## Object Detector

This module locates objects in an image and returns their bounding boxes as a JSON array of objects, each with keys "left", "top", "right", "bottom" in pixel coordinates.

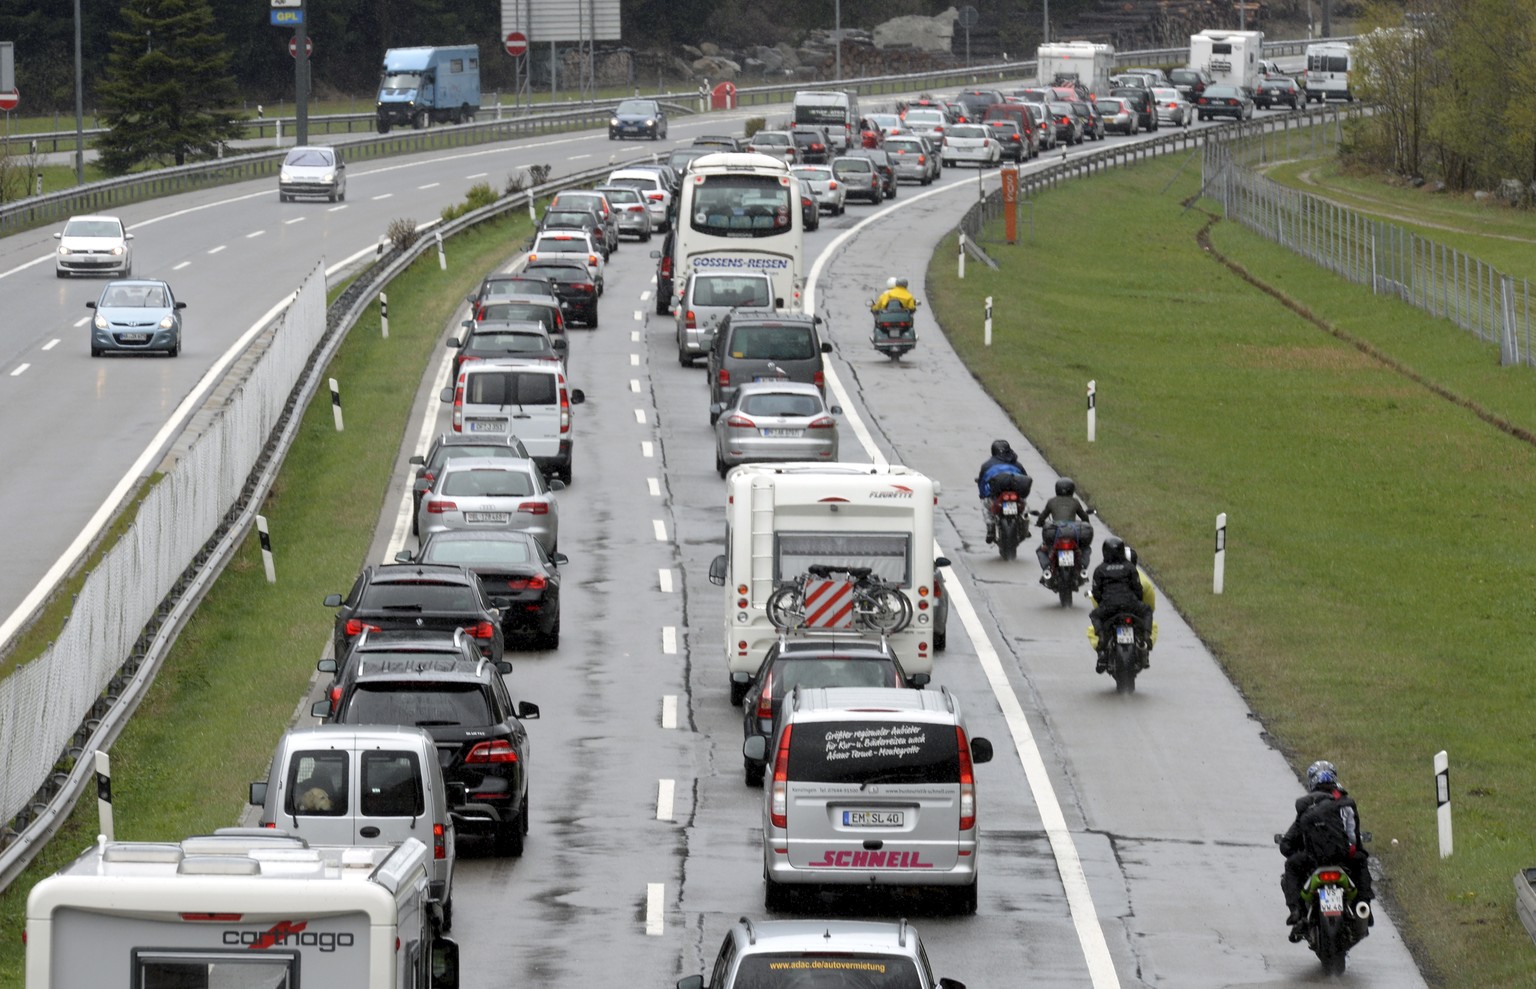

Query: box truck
[
  {"left": 1189, "top": 29, "right": 1265, "bottom": 91},
  {"left": 25, "top": 830, "right": 459, "bottom": 989},
  {"left": 708, "top": 463, "right": 949, "bottom": 704},
  {"left": 1036, "top": 41, "right": 1115, "bottom": 98},
  {"left": 377, "top": 46, "right": 481, "bottom": 133}
]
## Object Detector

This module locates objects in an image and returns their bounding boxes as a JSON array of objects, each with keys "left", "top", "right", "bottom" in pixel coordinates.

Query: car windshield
[
  {"left": 949, "top": 125, "right": 986, "bottom": 139},
  {"left": 739, "top": 392, "right": 822, "bottom": 416},
  {"left": 422, "top": 538, "right": 536, "bottom": 566},
  {"left": 100, "top": 284, "right": 166, "bottom": 307},
  {"left": 731, "top": 954, "right": 922, "bottom": 989},
  {"left": 616, "top": 100, "right": 655, "bottom": 115},
  {"left": 64, "top": 219, "right": 122, "bottom": 238},
  {"left": 346, "top": 683, "right": 492, "bottom": 727},
  {"left": 442, "top": 467, "right": 534, "bottom": 497},
  {"left": 284, "top": 148, "right": 334, "bottom": 167}
]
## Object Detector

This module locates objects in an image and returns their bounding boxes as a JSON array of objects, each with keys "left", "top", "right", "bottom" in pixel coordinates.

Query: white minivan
[
  {"left": 442, "top": 359, "right": 585, "bottom": 484},
  {"left": 673, "top": 270, "right": 776, "bottom": 366}
]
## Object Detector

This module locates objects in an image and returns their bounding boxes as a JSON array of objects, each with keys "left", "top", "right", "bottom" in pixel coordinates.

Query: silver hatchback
[
  {"left": 417, "top": 456, "right": 564, "bottom": 553},
  {"left": 678, "top": 918, "right": 966, "bottom": 989}
]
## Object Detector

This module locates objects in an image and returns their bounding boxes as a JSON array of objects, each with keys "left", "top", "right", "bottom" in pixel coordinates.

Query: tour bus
[
  {"left": 792, "top": 89, "right": 860, "bottom": 152},
  {"left": 708, "top": 463, "right": 947, "bottom": 704},
  {"left": 672, "top": 152, "right": 807, "bottom": 314},
  {"left": 1304, "top": 41, "right": 1354, "bottom": 102}
]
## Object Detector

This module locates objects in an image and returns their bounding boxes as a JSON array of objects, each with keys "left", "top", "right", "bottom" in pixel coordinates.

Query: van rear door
[
  {"left": 784, "top": 719, "right": 961, "bottom": 872},
  {"left": 458, "top": 366, "right": 562, "bottom": 457},
  {"left": 356, "top": 746, "right": 431, "bottom": 847}
]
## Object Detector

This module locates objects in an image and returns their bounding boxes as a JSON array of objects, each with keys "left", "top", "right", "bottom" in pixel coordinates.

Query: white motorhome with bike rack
[
  {"left": 1190, "top": 29, "right": 1265, "bottom": 91},
  {"left": 708, "top": 463, "right": 947, "bottom": 704},
  {"left": 25, "top": 830, "right": 458, "bottom": 989}
]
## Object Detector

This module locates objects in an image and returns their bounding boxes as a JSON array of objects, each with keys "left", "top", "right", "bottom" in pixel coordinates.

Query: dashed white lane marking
[
  {"left": 642, "top": 441, "right": 654, "bottom": 458},
  {"left": 657, "top": 779, "right": 675, "bottom": 821},
  {"left": 661, "top": 695, "right": 678, "bottom": 729},
  {"left": 641, "top": 290, "right": 652, "bottom": 301},
  {"left": 631, "top": 331, "right": 640, "bottom": 342},
  {"left": 466, "top": 172, "right": 487, "bottom": 179},
  {"left": 73, "top": 316, "right": 90, "bottom": 328},
  {"left": 630, "top": 353, "right": 640, "bottom": 366},
  {"left": 207, "top": 245, "right": 226, "bottom": 255},
  {"left": 658, "top": 568, "right": 673, "bottom": 592},
  {"left": 418, "top": 182, "right": 440, "bottom": 190},
  {"left": 630, "top": 379, "right": 641, "bottom": 392},
  {"left": 570, "top": 153, "right": 591, "bottom": 160},
  {"left": 653, "top": 519, "right": 667, "bottom": 541},
  {"left": 647, "top": 477, "right": 661, "bottom": 496},
  {"left": 42, "top": 339, "right": 59, "bottom": 351},
  {"left": 372, "top": 193, "right": 393, "bottom": 200},
  {"left": 172, "top": 261, "right": 191, "bottom": 270},
  {"left": 284, "top": 217, "right": 305, "bottom": 225},
  {"left": 11, "top": 364, "right": 29, "bottom": 376},
  {"left": 633, "top": 310, "right": 644, "bottom": 322},
  {"left": 327, "top": 205, "right": 347, "bottom": 212},
  {"left": 662, "top": 626, "right": 676, "bottom": 654},
  {"left": 246, "top": 230, "right": 265, "bottom": 239},
  {"left": 645, "top": 883, "right": 664, "bottom": 936},
  {"left": 635, "top": 409, "right": 647, "bottom": 424}
]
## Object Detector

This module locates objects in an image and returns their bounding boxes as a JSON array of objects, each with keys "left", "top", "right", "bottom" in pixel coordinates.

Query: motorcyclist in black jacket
[
  {"left": 1279, "top": 760, "right": 1374, "bottom": 928},
  {"left": 975, "top": 440, "right": 1029, "bottom": 544},
  {"left": 1088, "top": 537, "right": 1152, "bottom": 672},
  {"left": 1035, "top": 478, "right": 1093, "bottom": 581}
]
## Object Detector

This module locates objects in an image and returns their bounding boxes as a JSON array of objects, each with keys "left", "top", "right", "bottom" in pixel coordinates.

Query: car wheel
[
  {"left": 167, "top": 338, "right": 180, "bottom": 358},
  {"left": 716, "top": 451, "right": 729, "bottom": 478},
  {"left": 338, "top": 189, "right": 345, "bottom": 201},
  {"left": 541, "top": 617, "right": 560, "bottom": 650},
  {"left": 656, "top": 294, "right": 670, "bottom": 316},
  {"left": 765, "top": 877, "right": 796, "bottom": 912},
  {"left": 679, "top": 348, "right": 693, "bottom": 368},
  {"left": 951, "top": 879, "right": 978, "bottom": 915},
  {"left": 327, "top": 190, "right": 336, "bottom": 203},
  {"left": 442, "top": 896, "right": 454, "bottom": 932},
  {"left": 935, "top": 625, "right": 947, "bottom": 652},
  {"left": 729, "top": 676, "right": 748, "bottom": 707},
  {"left": 745, "top": 759, "right": 764, "bottom": 787},
  {"left": 641, "top": 229, "right": 652, "bottom": 242},
  {"left": 56, "top": 269, "right": 67, "bottom": 279},
  {"left": 279, "top": 193, "right": 289, "bottom": 203},
  {"left": 90, "top": 345, "right": 101, "bottom": 357},
  {"left": 494, "top": 797, "right": 528, "bottom": 856},
  {"left": 558, "top": 466, "right": 572, "bottom": 485}
]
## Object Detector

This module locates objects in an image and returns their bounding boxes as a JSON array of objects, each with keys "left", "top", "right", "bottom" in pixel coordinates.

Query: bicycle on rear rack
[{"left": 765, "top": 564, "right": 913, "bottom": 633}]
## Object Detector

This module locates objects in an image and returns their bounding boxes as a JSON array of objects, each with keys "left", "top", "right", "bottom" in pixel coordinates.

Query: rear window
[
  {"left": 771, "top": 658, "right": 900, "bottom": 693},
  {"left": 834, "top": 159, "right": 873, "bottom": 174},
  {"left": 732, "top": 954, "right": 922, "bottom": 989},
  {"left": 479, "top": 303, "right": 556, "bottom": 330},
  {"left": 729, "top": 325, "right": 818, "bottom": 361},
  {"left": 421, "top": 538, "right": 536, "bottom": 567},
  {"left": 695, "top": 276, "right": 772, "bottom": 308},
  {"left": 360, "top": 749, "right": 425, "bottom": 817},
  {"left": 285, "top": 750, "right": 349, "bottom": 816},
  {"left": 345, "top": 683, "right": 494, "bottom": 728},
  {"left": 787, "top": 721, "right": 960, "bottom": 784},
  {"left": 1096, "top": 100, "right": 1124, "bottom": 113},
  {"left": 525, "top": 266, "right": 588, "bottom": 286},
  {"left": 442, "top": 467, "right": 534, "bottom": 497},
  {"left": 429, "top": 444, "right": 523, "bottom": 468},
  {"left": 776, "top": 531, "right": 911, "bottom": 586},
  {"left": 468, "top": 330, "right": 547, "bottom": 352},
  {"left": 740, "top": 392, "right": 821, "bottom": 416},
  {"left": 463, "top": 369, "right": 557, "bottom": 406},
  {"left": 360, "top": 580, "right": 479, "bottom": 611}
]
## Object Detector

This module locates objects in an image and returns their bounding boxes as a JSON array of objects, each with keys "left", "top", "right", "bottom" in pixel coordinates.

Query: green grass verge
[
  {"left": 927, "top": 152, "right": 1536, "bottom": 986},
  {"left": 0, "top": 203, "right": 535, "bottom": 984}
]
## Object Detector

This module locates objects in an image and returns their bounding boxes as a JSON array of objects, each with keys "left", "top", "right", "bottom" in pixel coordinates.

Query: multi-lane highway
[{"left": 3, "top": 93, "right": 1430, "bottom": 986}]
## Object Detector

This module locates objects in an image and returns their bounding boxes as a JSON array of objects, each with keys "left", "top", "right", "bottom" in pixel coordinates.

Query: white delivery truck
[
  {"left": 708, "top": 463, "right": 949, "bottom": 704},
  {"left": 1036, "top": 41, "right": 1115, "bottom": 98},
  {"left": 1304, "top": 41, "right": 1354, "bottom": 102},
  {"left": 1190, "top": 29, "right": 1265, "bottom": 91},
  {"left": 25, "top": 830, "right": 458, "bottom": 989}
]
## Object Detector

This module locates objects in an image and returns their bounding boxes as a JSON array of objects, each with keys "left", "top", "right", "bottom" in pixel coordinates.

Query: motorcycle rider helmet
[
  {"left": 990, "top": 439, "right": 1012, "bottom": 458},
  {"left": 1306, "top": 760, "right": 1338, "bottom": 790},
  {"left": 1102, "top": 537, "right": 1126, "bottom": 562},
  {"left": 886, "top": 277, "right": 898, "bottom": 289},
  {"left": 1055, "top": 478, "right": 1076, "bottom": 497},
  {"left": 895, "top": 277, "right": 910, "bottom": 288}
]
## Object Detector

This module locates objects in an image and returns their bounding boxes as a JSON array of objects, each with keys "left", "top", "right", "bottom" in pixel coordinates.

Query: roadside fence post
[
  {"left": 329, "top": 378, "right": 344, "bottom": 431},
  {"left": 1436, "top": 750, "right": 1453, "bottom": 858},
  {"left": 1213, "top": 512, "right": 1227, "bottom": 594},
  {"left": 257, "top": 515, "right": 276, "bottom": 583},
  {"left": 1086, "top": 380, "right": 1096, "bottom": 442}
]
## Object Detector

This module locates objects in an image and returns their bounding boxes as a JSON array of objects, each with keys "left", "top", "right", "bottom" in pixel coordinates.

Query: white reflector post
[
  {"left": 958, "top": 231, "right": 966, "bottom": 279},
  {"left": 1213, "top": 512, "right": 1227, "bottom": 595},
  {"left": 257, "top": 514, "right": 276, "bottom": 583},
  {"left": 379, "top": 291, "right": 389, "bottom": 339},
  {"left": 1087, "top": 379, "right": 1097, "bottom": 443},
  {"left": 435, "top": 230, "right": 446, "bottom": 271},
  {"left": 95, "top": 750, "right": 113, "bottom": 843},
  {"left": 984, "top": 295, "right": 993, "bottom": 347},
  {"left": 1435, "top": 750, "right": 1453, "bottom": 858},
  {"left": 329, "top": 377, "right": 344, "bottom": 432}
]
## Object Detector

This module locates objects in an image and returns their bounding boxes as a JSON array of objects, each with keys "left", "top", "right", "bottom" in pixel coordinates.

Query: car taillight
[
  {"left": 469, "top": 620, "right": 496, "bottom": 639},
  {"left": 957, "top": 726, "right": 977, "bottom": 830},
  {"left": 526, "top": 254, "right": 537, "bottom": 263},
  {"left": 827, "top": 180, "right": 837, "bottom": 189},
  {"left": 329, "top": 685, "right": 342, "bottom": 710},
  {"left": 426, "top": 499, "right": 457, "bottom": 514},
  {"left": 433, "top": 822, "right": 446, "bottom": 859},
  {"left": 685, "top": 309, "right": 697, "bottom": 329},
  {"left": 918, "top": 154, "right": 926, "bottom": 164},
  {"left": 459, "top": 356, "right": 480, "bottom": 366},
  {"left": 813, "top": 370, "right": 824, "bottom": 391},
  {"left": 647, "top": 192, "right": 665, "bottom": 201},
  {"left": 718, "top": 368, "right": 730, "bottom": 388},
  {"left": 808, "top": 416, "right": 835, "bottom": 429},
  {"left": 756, "top": 671, "right": 774, "bottom": 719},
  {"left": 451, "top": 385, "right": 464, "bottom": 431},
  {"left": 588, "top": 254, "right": 598, "bottom": 266},
  {"left": 508, "top": 574, "right": 547, "bottom": 591},
  {"left": 343, "top": 619, "right": 380, "bottom": 637},
  {"left": 660, "top": 257, "right": 672, "bottom": 277},
  {"left": 725, "top": 414, "right": 754, "bottom": 429},
  {"left": 1010, "top": 134, "right": 1020, "bottom": 142},
  {"left": 465, "top": 740, "right": 520, "bottom": 764},
  {"left": 560, "top": 383, "right": 571, "bottom": 433},
  {"left": 770, "top": 725, "right": 792, "bottom": 828},
  {"left": 574, "top": 282, "right": 593, "bottom": 292},
  {"left": 517, "top": 501, "right": 549, "bottom": 515}
]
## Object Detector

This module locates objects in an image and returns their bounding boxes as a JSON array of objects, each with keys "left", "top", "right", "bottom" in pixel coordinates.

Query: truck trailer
[
  {"left": 1189, "top": 29, "right": 1265, "bottom": 91},
  {"left": 1036, "top": 41, "right": 1115, "bottom": 99},
  {"left": 376, "top": 46, "right": 481, "bottom": 133},
  {"left": 25, "top": 830, "right": 459, "bottom": 989}
]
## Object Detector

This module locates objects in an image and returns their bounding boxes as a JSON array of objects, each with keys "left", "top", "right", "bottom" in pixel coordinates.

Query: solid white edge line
[
  {"left": 661, "top": 694, "right": 677, "bottom": 730},
  {"left": 662, "top": 626, "right": 677, "bottom": 654},
  {"left": 805, "top": 177, "right": 1120, "bottom": 989},
  {"left": 657, "top": 779, "right": 675, "bottom": 821},
  {"left": 645, "top": 882, "right": 664, "bottom": 935}
]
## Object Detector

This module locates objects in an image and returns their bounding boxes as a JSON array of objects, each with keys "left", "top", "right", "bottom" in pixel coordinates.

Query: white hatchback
[
  {"left": 789, "top": 165, "right": 845, "bottom": 215},
  {"left": 941, "top": 124, "right": 1001, "bottom": 168},
  {"left": 55, "top": 215, "right": 133, "bottom": 278},
  {"left": 605, "top": 169, "right": 674, "bottom": 231}
]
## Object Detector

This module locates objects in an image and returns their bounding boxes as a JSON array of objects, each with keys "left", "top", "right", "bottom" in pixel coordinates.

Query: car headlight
[
  {"left": 159, "top": 315, "right": 175, "bottom": 330},
  {"left": 93, "top": 314, "right": 107, "bottom": 330},
  {"left": 320, "top": 171, "right": 335, "bottom": 182},
  {"left": 610, "top": 117, "right": 619, "bottom": 126},
  {"left": 645, "top": 118, "right": 655, "bottom": 126},
  {"left": 57, "top": 246, "right": 71, "bottom": 256},
  {"left": 279, "top": 170, "right": 292, "bottom": 182},
  {"left": 110, "top": 245, "right": 125, "bottom": 256}
]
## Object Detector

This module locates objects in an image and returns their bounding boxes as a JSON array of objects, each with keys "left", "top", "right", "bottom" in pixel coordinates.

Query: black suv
[
  {"left": 524, "top": 258, "right": 599, "bottom": 328},
  {"left": 1168, "top": 68, "right": 1214, "bottom": 102},
  {"left": 1110, "top": 87, "right": 1160, "bottom": 132},
  {"left": 316, "top": 652, "right": 540, "bottom": 855},
  {"left": 323, "top": 563, "right": 506, "bottom": 666},
  {"left": 315, "top": 627, "right": 482, "bottom": 718},
  {"left": 706, "top": 310, "right": 832, "bottom": 423}
]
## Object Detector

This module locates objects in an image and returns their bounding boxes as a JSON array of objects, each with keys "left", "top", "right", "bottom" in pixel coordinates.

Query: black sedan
[
  {"left": 323, "top": 563, "right": 505, "bottom": 666},
  {"left": 1196, "top": 85, "right": 1255, "bottom": 121},
  {"left": 609, "top": 98, "right": 668, "bottom": 140},
  {"left": 524, "top": 259, "right": 600, "bottom": 328},
  {"left": 735, "top": 637, "right": 924, "bottom": 786},
  {"left": 1254, "top": 74, "right": 1301, "bottom": 110},
  {"left": 401, "top": 530, "right": 566, "bottom": 649},
  {"left": 409, "top": 433, "right": 531, "bottom": 533}
]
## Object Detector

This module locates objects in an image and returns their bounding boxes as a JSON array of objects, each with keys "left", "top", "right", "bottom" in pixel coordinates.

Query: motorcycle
[
  {"left": 1037, "top": 517, "right": 1092, "bottom": 607},
  {"left": 1272, "top": 835, "right": 1373, "bottom": 975},
  {"left": 986, "top": 472, "right": 1032, "bottom": 561},
  {"left": 1099, "top": 611, "right": 1149, "bottom": 693},
  {"left": 868, "top": 300, "right": 918, "bottom": 361}
]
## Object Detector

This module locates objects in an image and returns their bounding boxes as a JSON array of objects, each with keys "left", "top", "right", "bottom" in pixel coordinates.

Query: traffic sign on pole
[
  {"left": 0, "top": 90, "right": 18, "bottom": 112},
  {"left": 288, "top": 35, "right": 313, "bottom": 58},
  {"left": 504, "top": 31, "right": 529, "bottom": 57}
]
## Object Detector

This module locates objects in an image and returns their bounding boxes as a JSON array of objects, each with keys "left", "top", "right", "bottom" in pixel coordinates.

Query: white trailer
[
  {"left": 1036, "top": 41, "right": 1115, "bottom": 98},
  {"left": 1304, "top": 41, "right": 1354, "bottom": 102},
  {"left": 708, "top": 463, "right": 948, "bottom": 704},
  {"left": 26, "top": 830, "right": 458, "bottom": 989},
  {"left": 1190, "top": 29, "right": 1265, "bottom": 91}
]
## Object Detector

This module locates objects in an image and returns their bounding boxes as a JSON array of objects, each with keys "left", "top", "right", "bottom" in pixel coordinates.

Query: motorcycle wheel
[
  {"left": 1057, "top": 583, "right": 1073, "bottom": 608},
  {"left": 765, "top": 586, "right": 803, "bottom": 630},
  {"left": 1113, "top": 647, "right": 1138, "bottom": 693},
  {"left": 996, "top": 521, "right": 1019, "bottom": 561},
  {"left": 1317, "top": 931, "right": 1347, "bottom": 975}
]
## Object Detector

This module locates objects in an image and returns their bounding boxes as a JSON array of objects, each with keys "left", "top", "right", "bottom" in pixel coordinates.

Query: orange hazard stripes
[{"left": 802, "top": 578, "right": 854, "bottom": 628}]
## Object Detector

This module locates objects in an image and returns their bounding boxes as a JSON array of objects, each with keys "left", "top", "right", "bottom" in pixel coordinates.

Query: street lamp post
[
  {"left": 73, "top": 0, "right": 83, "bottom": 183},
  {"left": 834, "top": 0, "right": 841, "bottom": 82}
]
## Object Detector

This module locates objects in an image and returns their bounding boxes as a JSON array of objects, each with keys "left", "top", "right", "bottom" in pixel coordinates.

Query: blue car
[
  {"left": 609, "top": 98, "right": 668, "bottom": 140},
  {"left": 87, "top": 279, "right": 185, "bottom": 357}
]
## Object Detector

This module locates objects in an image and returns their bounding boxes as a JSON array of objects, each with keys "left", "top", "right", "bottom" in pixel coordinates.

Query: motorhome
[
  {"left": 1036, "top": 41, "right": 1115, "bottom": 99},
  {"left": 25, "top": 831, "right": 458, "bottom": 989},
  {"left": 708, "top": 463, "right": 947, "bottom": 704},
  {"left": 1304, "top": 41, "right": 1354, "bottom": 102},
  {"left": 1189, "top": 29, "right": 1265, "bottom": 91}
]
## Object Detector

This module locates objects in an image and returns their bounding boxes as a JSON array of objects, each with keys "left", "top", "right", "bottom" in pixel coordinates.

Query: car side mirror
[
  {"left": 409, "top": 454, "right": 425, "bottom": 465},
  {"left": 649, "top": 250, "right": 661, "bottom": 259},
  {"left": 85, "top": 301, "right": 96, "bottom": 309},
  {"left": 461, "top": 319, "right": 474, "bottom": 329},
  {"left": 830, "top": 405, "right": 842, "bottom": 415},
  {"left": 774, "top": 297, "right": 784, "bottom": 308},
  {"left": 742, "top": 735, "right": 768, "bottom": 762},
  {"left": 708, "top": 554, "right": 727, "bottom": 586},
  {"left": 394, "top": 550, "right": 414, "bottom": 563},
  {"left": 552, "top": 338, "right": 568, "bottom": 352},
  {"left": 938, "top": 979, "right": 966, "bottom": 989},
  {"left": 432, "top": 937, "right": 460, "bottom": 989},
  {"left": 730, "top": 671, "right": 752, "bottom": 686},
  {"left": 447, "top": 337, "right": 462, "bottom": 348},
  {"left": 248, "top": 781, "right": 268, "bottom": 806},
  {"left": 445, "top": 782, "right": 468, "bottom": 805},
  {"left": 517, "top": 701, "right": 541, "bottom": 719},
  {"left": 316, "top": 658, "right": 337, "bottom": 673},
  {"left": 550, "top": 552, "right": 568, "bottom": 566},
  {"left": 820, "top": 341, "right": 832, "bottom": 353},
  {"left": 709, "top": 403, "right": 724, "bottom": 417},
  {"left": 569, "top": 389, "right": 585, "bottom": 405},
  {"left": 53, "top": 232, "right": 61, "bottom": 240},
  {"left": 494, "top": 660, "right": 514, "bottom": 675},
  {"left": 310, "top": 700, "right": 331, "bottom": 719},
  {"left": 969, "top": 737, "right": 994, "bottom": 764},
  {"left": 548, "top": 478, "right": 566, "bottom": 491},
  {"left": 175, "top": 301, "right": 187, "bottom": 310},
  {"left": 440, "top": 387, "right": 453, "bottom": 403},
  {"left": 125, "top": 233, "right": 135, "bottom": 240},
  {"left": 322, "top": 593, "right": 343, "bottom": 607},
  {"left": 465, "top": 294, "right": 476, "bottom": 305},
  {"left": 909, "top": 672, "right": 931, "bottom": 689}
]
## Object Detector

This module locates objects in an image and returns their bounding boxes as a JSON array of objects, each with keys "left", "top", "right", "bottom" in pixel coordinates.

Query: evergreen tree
[{"left": 94, "top": 0, "right": 243, "bottom": 174}]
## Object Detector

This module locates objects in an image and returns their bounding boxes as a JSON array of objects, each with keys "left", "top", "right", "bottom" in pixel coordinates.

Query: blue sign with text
[{"left": 271, "top": 9, "right": 303, "bottom": 25}]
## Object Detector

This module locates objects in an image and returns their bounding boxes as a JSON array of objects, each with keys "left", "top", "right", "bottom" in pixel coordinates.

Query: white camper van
[
  {"left": 1036, "top": 41, "right": 1115, "bottom": 98},
  {"left": 1190, "top": 29, "right": 1265, "bottom": 91},
  {"left": 1304, "top": 41, "right": 1354, "bottom": 102},
  {"left": 708, "top": 463, "right": 949, "bottom": 704},
  {"left": 25, "top": 831, "right": 458, "bottom": 989}
]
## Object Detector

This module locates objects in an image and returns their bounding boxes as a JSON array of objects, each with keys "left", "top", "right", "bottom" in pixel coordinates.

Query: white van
[
  {"left": 743, "top": 686, "right": 994, "bottom": 914},
  {"left": 248, "top": 725, "right": 460, "bottom": 928},
  {"left": 441, "top": 360, "right": 585, "bottom": 483},
  {"left": 1304, "top": 41, "right": 1353, "bottom": 102}
]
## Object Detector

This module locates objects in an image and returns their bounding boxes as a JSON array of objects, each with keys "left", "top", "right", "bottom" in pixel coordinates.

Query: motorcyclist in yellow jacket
[{"left": 871, "top": 277, "right": 917, "bottom": 312}]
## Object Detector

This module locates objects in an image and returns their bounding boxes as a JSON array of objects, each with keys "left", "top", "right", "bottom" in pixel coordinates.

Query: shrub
[
  {"left": 386, "top": 218, "right": 419, "bottom": 251},
  {"left": 464, "top": 181, "right": 498, "bottom": 210},
  {"left": 505, "top": 171, "right": 529, "bottom": 196},
  {"left": 529, "top": 163, "right": 552, "bottom": 185},
  {"left": 744, "top": 117, "right": 767, "bottom": 139}
]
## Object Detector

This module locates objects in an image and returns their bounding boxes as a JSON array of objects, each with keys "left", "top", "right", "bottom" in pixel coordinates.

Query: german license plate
[
  {"left": 118, "top": 333, "right": 149, "bottom": 343},
  {"left": 1319, "top": 886, "right": 1345, "bottom": 915},
  {"left": 1057, "top": 550, "right": 1075, "bottom": 567},
  {"left": 843, "top": 810, "right": 903, "bottom": 827},
  {"left": 754, "top": 376, "right": 784, "bottom": 383},
  {"left": 762, "top": 428, "right": 801, "bottom": 438},
  {"left": 1001, "top": 502, "right": 1019, "bottom": 515},
  {"left": 468, "top": 420, "right": 505, "bottom": 432},
  {"left": 465, "top": 512, "right": 509, "bottom": 524},
  {"left": 1116, "top": 625, "right": 1135, "bottom": 645}
]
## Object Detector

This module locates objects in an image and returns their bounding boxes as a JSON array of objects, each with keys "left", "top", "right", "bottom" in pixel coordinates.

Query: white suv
[{"left": 678, "top": 918, "right": 966, "bottom": 989}]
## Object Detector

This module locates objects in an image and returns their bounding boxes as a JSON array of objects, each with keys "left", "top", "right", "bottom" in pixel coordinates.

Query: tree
[{"left": 93, "top": 0, "right": 244, "bottom": 174}]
